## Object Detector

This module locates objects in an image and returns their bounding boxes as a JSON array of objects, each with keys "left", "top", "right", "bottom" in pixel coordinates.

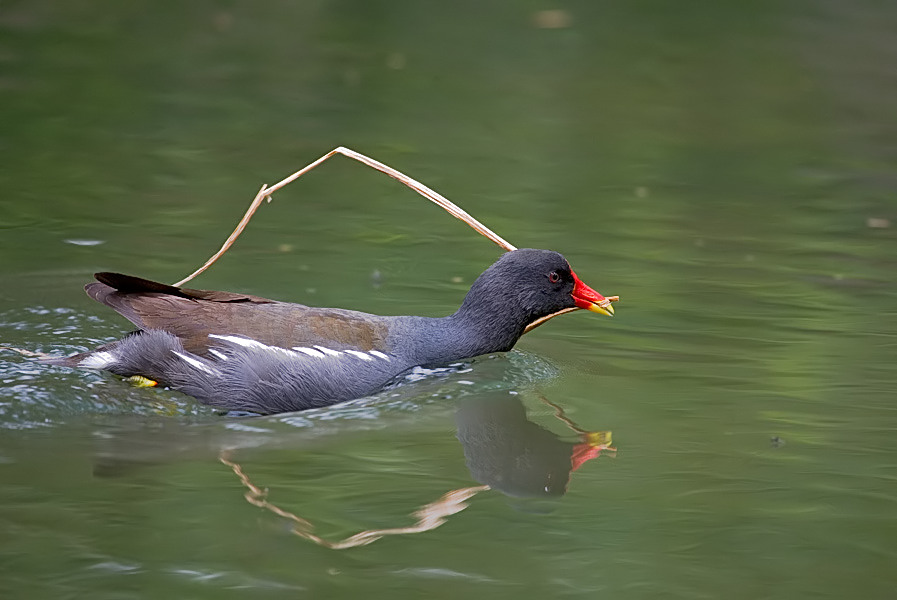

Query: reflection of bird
[
  {"left": 48, "top": 249, "right": 615, "bottom": 414},
  {"left": 455, "top": 392, "right": 614, "bottom": 498}
]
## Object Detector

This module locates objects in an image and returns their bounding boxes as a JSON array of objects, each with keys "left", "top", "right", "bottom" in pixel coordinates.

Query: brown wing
[{"left": 86, "top": 273, "right": 391, "bottom": 356}]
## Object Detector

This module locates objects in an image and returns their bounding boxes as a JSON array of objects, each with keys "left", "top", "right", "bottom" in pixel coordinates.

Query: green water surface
[{"left": 1, "top": 1, "right": 896, "bottom": 598}]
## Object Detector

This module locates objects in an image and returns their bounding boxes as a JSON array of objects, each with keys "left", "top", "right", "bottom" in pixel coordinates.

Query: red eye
[{"left": 548, "top": 271, "right": 560, "bottom": 283}]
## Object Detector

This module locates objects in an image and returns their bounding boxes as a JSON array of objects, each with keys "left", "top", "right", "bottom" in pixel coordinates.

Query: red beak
[{"left": 571, "top": 271, "right": 614, "bottom": 317}]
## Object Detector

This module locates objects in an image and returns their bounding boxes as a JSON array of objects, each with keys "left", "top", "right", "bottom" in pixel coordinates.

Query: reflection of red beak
[
  {"left": 571, "top": 271, "right": 614, "bottom": 317},
  {"left": 570, "top": 442, "right": 602, "bottom": 472}
]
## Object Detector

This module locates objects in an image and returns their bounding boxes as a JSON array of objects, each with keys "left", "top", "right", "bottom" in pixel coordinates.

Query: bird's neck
[{"left": 394, "top": 301, "right": 528, "bottom": 366}]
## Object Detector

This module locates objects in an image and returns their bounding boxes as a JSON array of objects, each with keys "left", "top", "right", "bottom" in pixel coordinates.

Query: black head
[{"left": 455, "top": 249, "right": 612, "bottom": 350}]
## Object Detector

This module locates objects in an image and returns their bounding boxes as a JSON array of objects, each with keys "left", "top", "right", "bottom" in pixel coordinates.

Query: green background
[{"left": 1, "top": 1, "right": 895, "bottom": 598}]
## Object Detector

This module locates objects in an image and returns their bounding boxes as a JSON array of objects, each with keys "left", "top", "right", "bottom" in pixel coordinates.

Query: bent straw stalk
[
  {"left": 172, "top": 146, "right": 618, "bottom": 315},
  {"left": 174, "top": 147, "right": 517, "bottom": 287}
]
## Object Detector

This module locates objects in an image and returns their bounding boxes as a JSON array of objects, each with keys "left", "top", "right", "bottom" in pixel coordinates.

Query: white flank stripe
[
  {"left": 209, "top": 334, "right": 299, "bottom": 357},
  {"left": 208, "top": 349, "right": 228, "bottom": 361},
  {"left": 173, "top": 351, "right": 217, "bottom": 375},
  {"left": 293, "top": 347, "right": 326, "bottom": 358},
  {"left": 345, "top": 349, "right": 374, "bottom": 362},
  {"left": 313, "top": 345, "right": 343, "bottom": 357},
  {"left": 208, "top": 334, "right": 268, "bottom": 349},
  {"left": 80, "top": 351, "right": 115, "bottom": 369},
  {"left": 369, "top": 350, "right": 390, "bottom": 361}
]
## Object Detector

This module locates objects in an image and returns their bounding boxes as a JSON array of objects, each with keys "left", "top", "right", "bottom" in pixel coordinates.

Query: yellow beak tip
[{"left": 587, "top": 303, "right": 614, "bottom": 317}]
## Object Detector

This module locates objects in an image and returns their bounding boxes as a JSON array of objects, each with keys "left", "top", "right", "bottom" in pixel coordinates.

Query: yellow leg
[{"left": 125, "top": 375, "right": 158, "bottom": 388}]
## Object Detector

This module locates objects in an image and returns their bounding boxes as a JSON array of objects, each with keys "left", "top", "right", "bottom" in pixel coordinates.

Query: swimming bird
[{"left": 49, "top": 249, "right": 615, "bottom": 414}]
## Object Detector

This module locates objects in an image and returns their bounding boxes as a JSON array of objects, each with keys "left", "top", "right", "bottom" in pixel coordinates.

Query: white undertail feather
[{"left": 80, "top": 351, "right": 115, "bottom": 369}]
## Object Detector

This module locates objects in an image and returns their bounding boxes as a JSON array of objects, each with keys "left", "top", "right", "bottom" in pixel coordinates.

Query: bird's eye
[{"left": 548, "top": 271, "right": 560, "bottom": 284}]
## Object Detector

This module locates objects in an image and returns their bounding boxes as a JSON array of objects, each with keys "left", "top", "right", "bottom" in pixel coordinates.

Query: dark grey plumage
[
  {"left": 95, "top": 330, "right": 402, "bottom": 413},
  {"left": 49, "top": 249, "right": 600, "bottom": 414}
]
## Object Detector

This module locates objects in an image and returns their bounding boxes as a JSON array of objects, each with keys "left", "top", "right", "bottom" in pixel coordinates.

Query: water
[{"left": 2, "top": 1, "right": 896, "bottom": 598}]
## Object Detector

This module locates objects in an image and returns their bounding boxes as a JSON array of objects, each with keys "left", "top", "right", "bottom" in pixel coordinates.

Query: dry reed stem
[
  {"left": 521, "top": 292, "right": 620, "bottom": 334},
  {"left": 175, "top": 147, "right": 517, "bottom": 287},
  {"left": 522, "top": 307, "right": 579, "bottom": 334}
]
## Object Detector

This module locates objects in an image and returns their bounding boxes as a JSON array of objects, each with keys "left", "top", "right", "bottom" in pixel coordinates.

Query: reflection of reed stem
[
  {"left": 219, "top": 450, "right": 489, "bottom": 550},
  {"left": 175, "top": 147, "right": 517, "bottom": 287},
  {"left": 0, "top": 346, "right": 51, "bottom": 359},
  {"left": 539, "top": 395, "right": 617, "bottom": 453},
  {"left": 539, "top": 395, "right": 588, "bottom": 436}
]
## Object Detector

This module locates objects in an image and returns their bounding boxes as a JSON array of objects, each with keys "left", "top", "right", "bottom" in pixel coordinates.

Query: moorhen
[{"left": 50, "top": 249, "right": 615, "bottom": 414}]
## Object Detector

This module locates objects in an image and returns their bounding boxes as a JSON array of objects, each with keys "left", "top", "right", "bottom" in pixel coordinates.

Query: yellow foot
[{"left": 125, "top": 375, "right": 158, "bottom": 388}]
